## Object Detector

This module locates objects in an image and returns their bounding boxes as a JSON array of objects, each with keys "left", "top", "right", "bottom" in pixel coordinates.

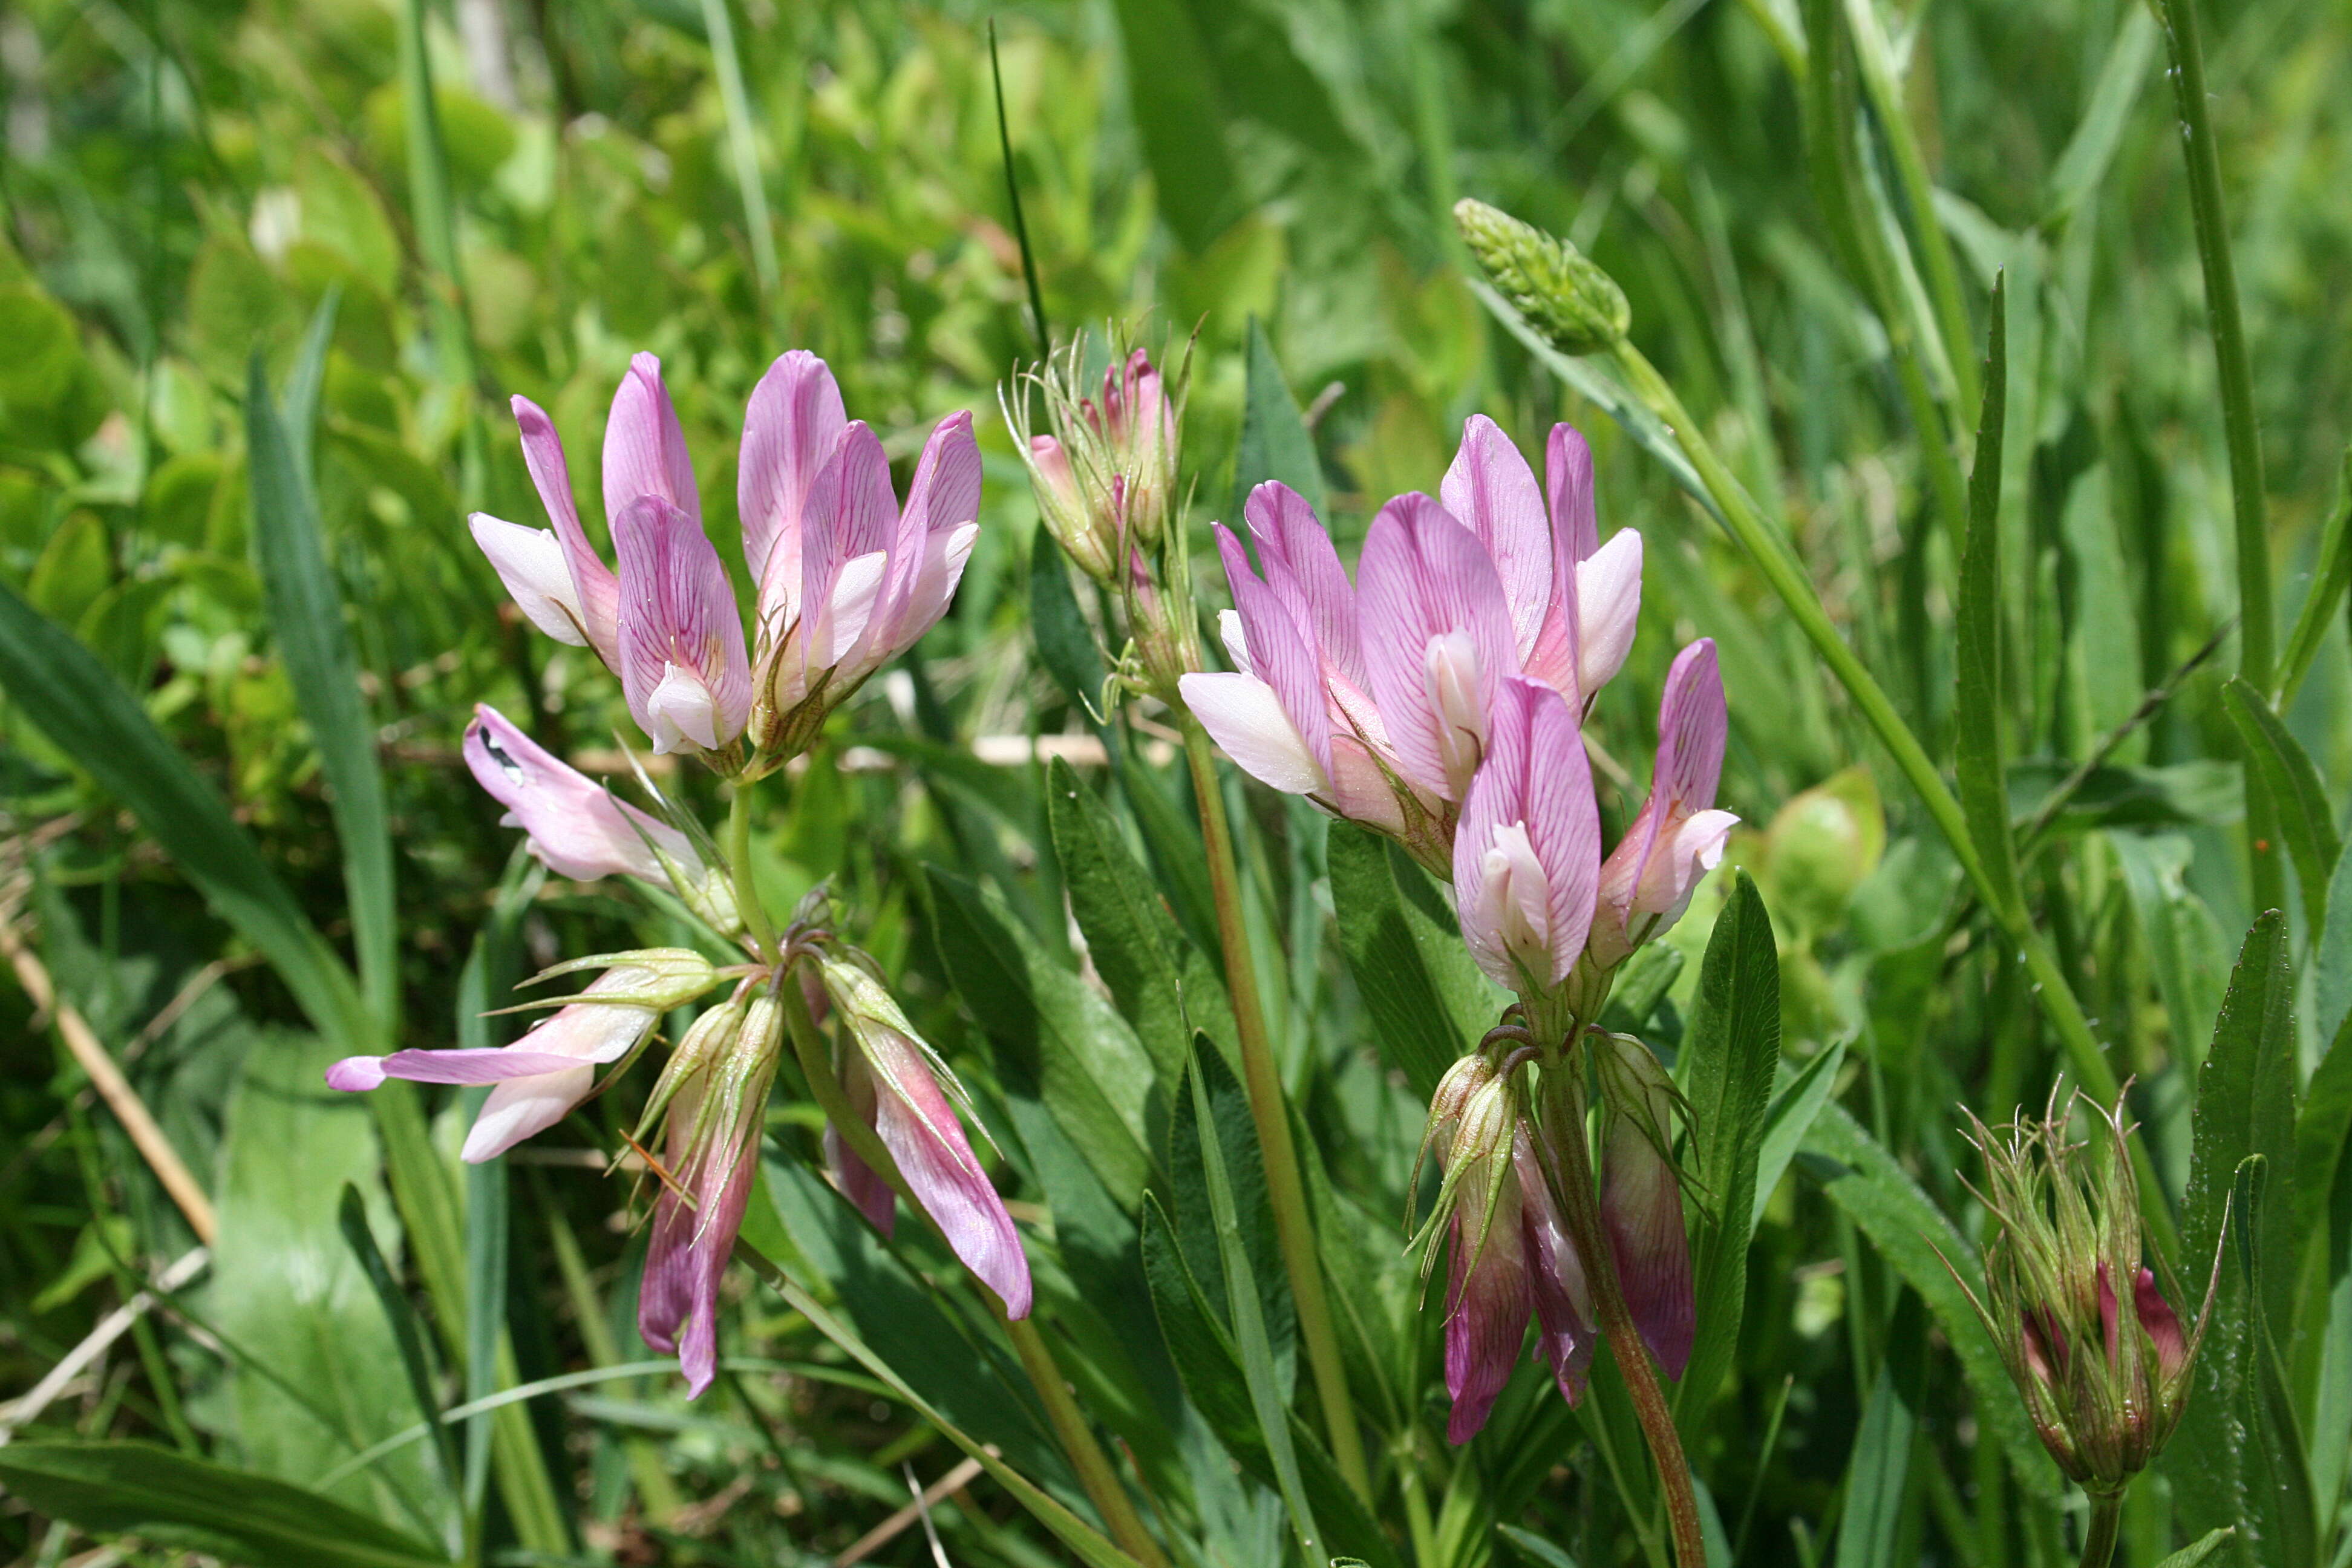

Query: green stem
[
  {"left": 2148, "top": 0, "right": 2281, "bottom": 917},
  {"left": 1610, "top": 338, "right": 2182, "bottom": 1263},
  {"left": 1180, "top": 719, "right": 1374, "bottom": 1504},
  {"left": 726, "top": 778, "right": 779, "bottom": 964},
  {"left": 779, "top": 986, "right": 1169, "bottom": 1568},
  {"left": 2076, "top": 1489, "right": 2123, "bottom": 1568},
  {"left": 1541, "top": 1067, "right": 1706, "bottom": 1568}
]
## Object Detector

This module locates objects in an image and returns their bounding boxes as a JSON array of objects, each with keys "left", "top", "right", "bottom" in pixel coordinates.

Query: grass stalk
[
  {"left": 1180, "top": 717, "right": 1374, "bottom": 1505},
  {"left": 699, "top": 0, "right": 781, "bottom": 302}
]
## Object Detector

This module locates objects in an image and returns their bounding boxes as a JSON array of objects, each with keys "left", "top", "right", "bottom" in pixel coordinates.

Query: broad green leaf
[
  {"left": 1030, "top": 521, "right": 1107, "bottom": 728},
  {"left": 1752, "top": 1042, "right": 1846, "bottom": 1233},
  {"left": 1231, "top": 316, "right": 1324, "bottom": 516},
  {"left": 1801, "top": 1103, "right": 2061, "bottom": 1497},
  {"left": 2228, "top": 1159, "right": 2318, "bottom": 1568},
  {"left": 249, "top": 328, "right": 397, "bottom": 1028},
  {"left": 1676, "top": 874, "right": 1781, "bottom": 1420},
  {"left": 1955, "top": 272, "right": 2020, "bottom": 921},
  {"left": 924, "top": 867, "right": 1156, "bottom": 1207},
  {"left": 335, "top": 1184, "right": 459, "bottom": 1530},
  {"left": 212, "top": 1033, "right": 439, "bottom": 1529},
  {"left": 0, "top": 577, "right": 365, "bottom": 1045},
  {"left": 2168, "top": 912, "right": 2302, "bottom": 1566},
  {"left": 1327, "top": 823, "right": 1503, "bottom": 1099},
  {"left": 1120, "top": 749, "right": 1223, "bottom": 965},
  {"left": 1045, "top": 754, "right": 1238, "bottom": 1085},
  {"left": 1834, "top": 1359, "right": 1915, "bottom": 1568},
  {"left": 1106, "top": 0, "right": 1238, "bottom": 252},
  {"left": 0, "top": 1442, "right": 451, "bottom": 1568},
  {"left": 2221, "top": 678, "right": 2339, "bottom": 934},
  {"left": 2156, "top": 1529, "right": 2238, "bottom": 1568},
  {"left": 1169, "top": 1039, "right": 1296, "bottom": 1397}
]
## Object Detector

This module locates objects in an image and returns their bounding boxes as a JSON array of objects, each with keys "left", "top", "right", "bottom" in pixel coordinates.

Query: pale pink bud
[
  {"left": 1595, "top": 1033, "right": 1694, "bottom": 1379},
  {"left": 1589, "top": 639, "right": 1736, "bottom": 968},
  {"left": 462, "top": 703, "right": 696, "bottom": 884}
]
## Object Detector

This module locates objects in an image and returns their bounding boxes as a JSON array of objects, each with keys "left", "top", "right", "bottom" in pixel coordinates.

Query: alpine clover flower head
[
  {"left": 1454, "top": 198, "right": 1631, "bottom": 356},
  {"left": 1958, "top": 1088, "right": 2219, "bottom": 1494},
  {"left": 1183, "top": 416, "right": 1644, "bottom": 875},
  {"left": 468, "top": 348, "right": 981, "bottom": 773}
]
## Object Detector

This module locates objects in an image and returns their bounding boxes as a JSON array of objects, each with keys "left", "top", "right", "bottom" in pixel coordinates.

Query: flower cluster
[
  {"left": 1958, "top": 1090, "right": 2217, "bottom": 1494},
  {"left": 1181, "top": 415, "right": 1733, "bottom": 1442},
  {"left": 325, "top": 353, "right": 1025, "bottom": 1394}
]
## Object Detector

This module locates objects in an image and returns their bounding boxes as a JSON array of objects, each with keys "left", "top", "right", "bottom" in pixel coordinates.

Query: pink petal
[
  {"left": 826, "top": 1049, "right": 897, "bottom": 1234},
  {"left": 463, "top": 1065, "right": 596, "bottom": 1162},
  {"left": 1328, "top": 736, "right": 1408, "bottom": 835},
  {"left": 1546, "top": 423, "right": 1599, "bottom": 565},
  {"left": 1454, "top": 676, "right": 1601, "bottom": 990},
  {"left": 603, "top": 352, "right": 700, "bottom": 525},
  {"left": 1591, "top": 641, "right": 1731, "bottom": 966},
  {"left": 1515, "top": 1125, "right": 1596, "bottom": 1406},
  {"left": 1178, "top": 672, "right": 1328, "bottom": 796},
  {"left": 675, "top": 1134, "right": 759, "bottom": 1396},
  {"left": 1244, "top": 482, "right": 1364, "bottom": 691},
  {"left": 1217, "top": 523, "right": 1333, "bottom": 782},
  {"left": 512, "top": 397, "right": 621, "bottom": 664},
  {"left": 463, "top": 704, "right": 694, "bottom": 881},
  {"left": 861, "top": 413, "right": 981, "bottom": 664},
  {"left": 1573, "top": 530, "right": 1643, "bottom": 700},
  {"left": 1601, "top": 1086, "right": 1693, "bottom": 1379},
  {"left": 1443, "top": 1171, "right": 1532, "bottom": 1444},
  {"left": 2134, "top": 1267, "right": 2188, "bottom": 1382},
  {"left": 612, "top": 497, "right": 752, "bottom": 754},
  {"left": 1655, "top": 639, "right": 1728, "bottom": 810},
  {"left": 739, "top": 350, "right": 847, "bottom": 590},
  {"left": 469, "top": 515, "right": 590, "bottom": 647},
  {"left": 862, "top": 1026, "right": 1031, "bottom": 1318},
  {"left": 1358, "top": 493, "right": 1520, "bottom": 802},
  {"left": 1441, "top": 416, "right": 1553, "bottom": 657},
  {"left": 883, "top": 522, "right": 979, "bottom": 658},
  {"left": 325, "top": 1056, "right": 388, "bottom": 1091},
  {"left": 639, "top": 1073, "right": 705, "bottom": 1359},
  {"left": 334, "top": 1047, "right": 602, "bottom": 1088}
]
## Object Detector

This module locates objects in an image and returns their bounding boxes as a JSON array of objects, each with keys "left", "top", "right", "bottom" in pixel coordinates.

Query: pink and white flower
[
  {"left": 1589, "top": 639, "right": 1737, "bottom": 968},
  {"left": 1452, "top": 675, "right": 1602, "bottom": 996}
]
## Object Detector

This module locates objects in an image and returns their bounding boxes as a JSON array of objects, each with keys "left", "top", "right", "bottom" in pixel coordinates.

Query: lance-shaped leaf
[{"left": 2221, "top": 677, "right": 2340, "bottom": 935}]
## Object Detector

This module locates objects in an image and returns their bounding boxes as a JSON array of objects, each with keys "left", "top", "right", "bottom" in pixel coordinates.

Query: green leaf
[
  {"left": 1496, "top": 1524, "right": 1581, "bottom": 1567},
  {"left": 1800, "top": 1103, "right": 2062, "bottom": 1497},
  {"left": 249, "top": 332, "right": 397, "bottom": 1027},
  {"left": 1231, "top": 316, "right": 1324, "bottom": 516},
  {"left": 2276, "top": 448, "right": 2352, "bottom": 705},
  {"left": 1676, "top": 874, "right": 1782, "bottom": 1420},
  {"left": 2155, "top": 1529, "right": 2238, "bottom": 1568},
  {"left": 2221, "top": 678, "right": 2339, "bottom": 934},
  {"left": 0, "top": 1442, "right": 452, "bottom": 1568},
  {"left": 2316, "top": 842, "right": 2352, "bottom": 1050},
  {"left": 1045, "top": 754, "right": 1238, "bottom": 1086},
  {"left": 335, "top": 1184, "right": 459, "bottom": 1524},
  {"left": 1327, "top": 824, "right": 1504, "bottom": 1099},
  {"left": 0, "top": 577, "right": 365, "bottom": 1045},
  {"left": 2169, "top": 912, "right": 2303, "bottom": 1566},
  {"left": 2042, "top": 8, "right": 2161, "bottom": 226},
  {"left": 1168, "top": 1036, "right": 1295, "bottom": 1396},
  {"left": 1833, "top": 1359, "right": 1915, "bottom": 1568},
  {"left": 1106, "top": 0, "right": 1238, "bottom": 252},
  {"left": 1955, "top": 272, "right": 2020, "bottom": 922},
  {"left": 1030, "top": 521, "right": 1107, "bottom": 729},
  {"left": 2111, "top": 832, "right": 2232, "bottom": 1070},
  {"left": 924, "top": 867, "right": 1157, "bottom": 1207},
  {"left": 2227, "top": 1159, "right": 2318, "bottom": 1568},
  {"left": 1751, "top": 1042, "right": 1845, "bottom": 1233}
]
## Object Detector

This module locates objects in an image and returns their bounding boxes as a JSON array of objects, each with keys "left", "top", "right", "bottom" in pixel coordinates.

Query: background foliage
[{"left": 2, "top": 0, "right": 2350, "bottom": 1562}]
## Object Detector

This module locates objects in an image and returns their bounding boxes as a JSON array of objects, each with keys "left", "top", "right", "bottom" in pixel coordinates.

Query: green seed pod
[{"left": 1454, "top": 198, "right": 1631, "bottom": 354}]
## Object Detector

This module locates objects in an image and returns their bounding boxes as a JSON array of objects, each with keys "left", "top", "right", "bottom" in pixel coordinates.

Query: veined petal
[
  {"left": 858, "top": 413, "right": 981, "bottom": 667},
  {"left": 880, "top": 521, "right": 978, "bottom": 661},
  {"left": 1442, "top": 416, "right": 1552, "bottom": 657},
  {"left": 603, "top": 352, "right": 700, "bottom": 523},
  {"left": 613, "top": 496, "right": 752, "bottom": 754},
  {"left": 826, "top": 1049, "right": 897, "bottom": 1233},
  {"left": 1443, "top": 1165, "right": 1532, "bottom": 1444},
  {"left": 861, "top": 1025, "right": 1031, "bottom": 1318},
  {"left": 1599, "top": 1041, "right": 1694, "bottom": 1379},
  {"left": 1359, "top": 494, "right": 1520, "bottom": 803},
  {"left": 1592, "top": 641, "right": 1731, "bottom": 965},
  {"left": 1217, "top": 522, "right": 1332, "bottom": 782},
  {"left": 1515, "top": 1124, "right": 1597, "bottom": 1406},
  {"left": 1655, "top": 639, "right": 1728, "bottom": 809},
  {"left": 512, "top": 396, "right": 621, "bottom": 664},
  {"left": 802, "top": 422, "right": 900, "bottom": 613},
  {"left": 814, "top": 549, "right": 889, "bottom": 673},
  {"left": 1573, "top": 529, "right": 1643, "bottom": 700},
  {"left": 1546, "top": 422, "right": 1599, "bottom": 565},
  {"left": 1454, "top": 676, "right": 1601, "bottom": 991},
  {"left": 462, "top": 704, "right": 696, "bottom": 882},
  {"left": 1218, "top": 609, "right": 1253, "bottom": 675},
  {"left": 1245, "top": 482, "right": 1364, "bottom": 690},
  {"left": 1179, "top": 672, "right": 1330, "bottom": 797},
  {"left": 468, "top": 514, "right": 589, "bottom": 646},
  {"left": 740, "top": 350, "right": 847, "bottom": 590},
  {"left": 326, "top": 1047, "right": 596, "bottom": 1091},
  {"left": 638, "top": 1071, "right": 705, "bottom": 1361},
  {"left": 1328, "top": 735, "right": 1408, "bottom": 834}
]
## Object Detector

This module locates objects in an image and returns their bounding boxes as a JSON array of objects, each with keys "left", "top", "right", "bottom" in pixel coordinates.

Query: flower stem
[
  {"left": 2147, "top": 0, "right": 2284, "bottom": 920},
  {"left": 1609, "top": 339, "right": 2181, "bottom": 1264},
  {"left": 725, "top": 777, "right": 779, "bottom": 964},
  {"left": 2077, "top": 1490, "right": 2124, "bottom": 1568},
  {"left": 777, "top": 984, "right": 1169, "bottom": 1568},
  {"left": 1540, "top": 1063, "right": 1706, "bottom": 1568},
  {"left": 1180, "top": 717, "right": 1374, "bottom": 1504}
]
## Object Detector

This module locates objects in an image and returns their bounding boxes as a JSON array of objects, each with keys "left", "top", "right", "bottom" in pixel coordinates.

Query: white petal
[
  {"left": 887, "top": 520, "right": 979, "bottom": 655},
  {"left": 1178, "top": 671, "right": 1329, "bottom": 795},
  {"left": 1218, "top": 609, "right": 1254, "bottom": 675},
  {"left": 470, "top": 514, "right": 589, "bottom": 646},
  {"left": 1575, "top": 531, "right": 1643, "bottom": 698},
  {"left": 463, "top": 1066, "right": 594, "bottom": 1162},
  {"left": 645, "top": 662, "right": 721, "bottom": 754},
  {"left": 816, "top": 549, "right": 890, "bottom": 669}
]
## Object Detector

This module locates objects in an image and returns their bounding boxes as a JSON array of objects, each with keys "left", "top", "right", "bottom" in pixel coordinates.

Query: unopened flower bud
[
  {"left": 523, "top": 947, "right": 723, "bottom": 1011},
  {"left": 1454, "top": 198, "right": 1630, "bottom": 355}
]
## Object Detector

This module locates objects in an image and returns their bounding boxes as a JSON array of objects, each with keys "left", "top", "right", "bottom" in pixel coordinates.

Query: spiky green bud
[{"left": 1454, "top": 198, "right": 1630, "bottom": 354}]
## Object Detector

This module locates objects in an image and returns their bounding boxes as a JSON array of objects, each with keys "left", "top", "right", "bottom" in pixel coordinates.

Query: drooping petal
[
  {"left": 1572, "top": 529, "right": 1643, "bottom": 700},
  {"left": 1515, "top": 1124, "right": 1597, "bottom": 1406},
  {"left": 469, "top": 515, "right": 590, "bottom": 646},
  {"left": 511, "top": 396, "right": 621, "bottom": 664},
  {"left": 462, "top": 704, "right": 696, "bottom": 882},
  {"left": 826, "top": 1048, "right": 897, "bottom": 1233},
  {"left": 612, "top": 497, "right": 752, "bottom": 754},
  {"left": 1217, "top": 523, "right": 1333, "bottom": 782},
  {"left": 1244, "top": 482, "right": 1364, "bottom": 691},
  {"left": 1178, "top": 672, "right": 1329, "bottom": 796},
  {"left": 325, "top": 1047, "right": 598, "bottom": 1091},
  {"left": 1441, "top": 416, "right": 1552, "bottom": 656},
  {"left": 675, "top": 1131, "right": 759, "bottom": 1396},
  {"left": 1598, "top": 1041, "right": 1694, "bottom": 1379},
  {"left": 740, "top": 350, "right": 848, "bottom": 592},
  {"left": 603, "top": 352, "right": 700, "bottom": 524},
  {"left": 639, "top": 1072, "right": 705, "bottom": 1361},
  {"left": 1591, "top": 640, "right": 1734, "bottom": 966},
  {"left": 1443, "top": 1166, "right": 1532, "bottom": 1444},
  {"left": 861, "top": 1024, "right": 1031, "bottom": 1318},
  {"left": 1359, "top": 493, "right": 1520, "bottom": 802},
  {"left": 1453, "top": 676, "right": 1601, "bottom": 991}
]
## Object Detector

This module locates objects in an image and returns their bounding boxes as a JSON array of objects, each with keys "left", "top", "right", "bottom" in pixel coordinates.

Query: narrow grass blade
[
  {"left": 2276, "top": 447, "right": 2352, "bottom": 705},
  {"left": 2221, "top": 677, "right": 2340, "bottom": 933},
  {"left": 1955, "top": 273, "right": 2021, "bottom": 920},
  {"left": 336, "top": 1184, "right": 461, "bottom": 1543},
  {"left": 698, "top": 0, "right": 779, "bottom": 299},
  {"left": 989, "top": 20, "right": 1050, "bottom": 358}
]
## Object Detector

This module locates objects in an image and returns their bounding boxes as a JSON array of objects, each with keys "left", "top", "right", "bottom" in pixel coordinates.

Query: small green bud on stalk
[{"left": 1454, "top": 198, "right": 1630, "bottom": 355}]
